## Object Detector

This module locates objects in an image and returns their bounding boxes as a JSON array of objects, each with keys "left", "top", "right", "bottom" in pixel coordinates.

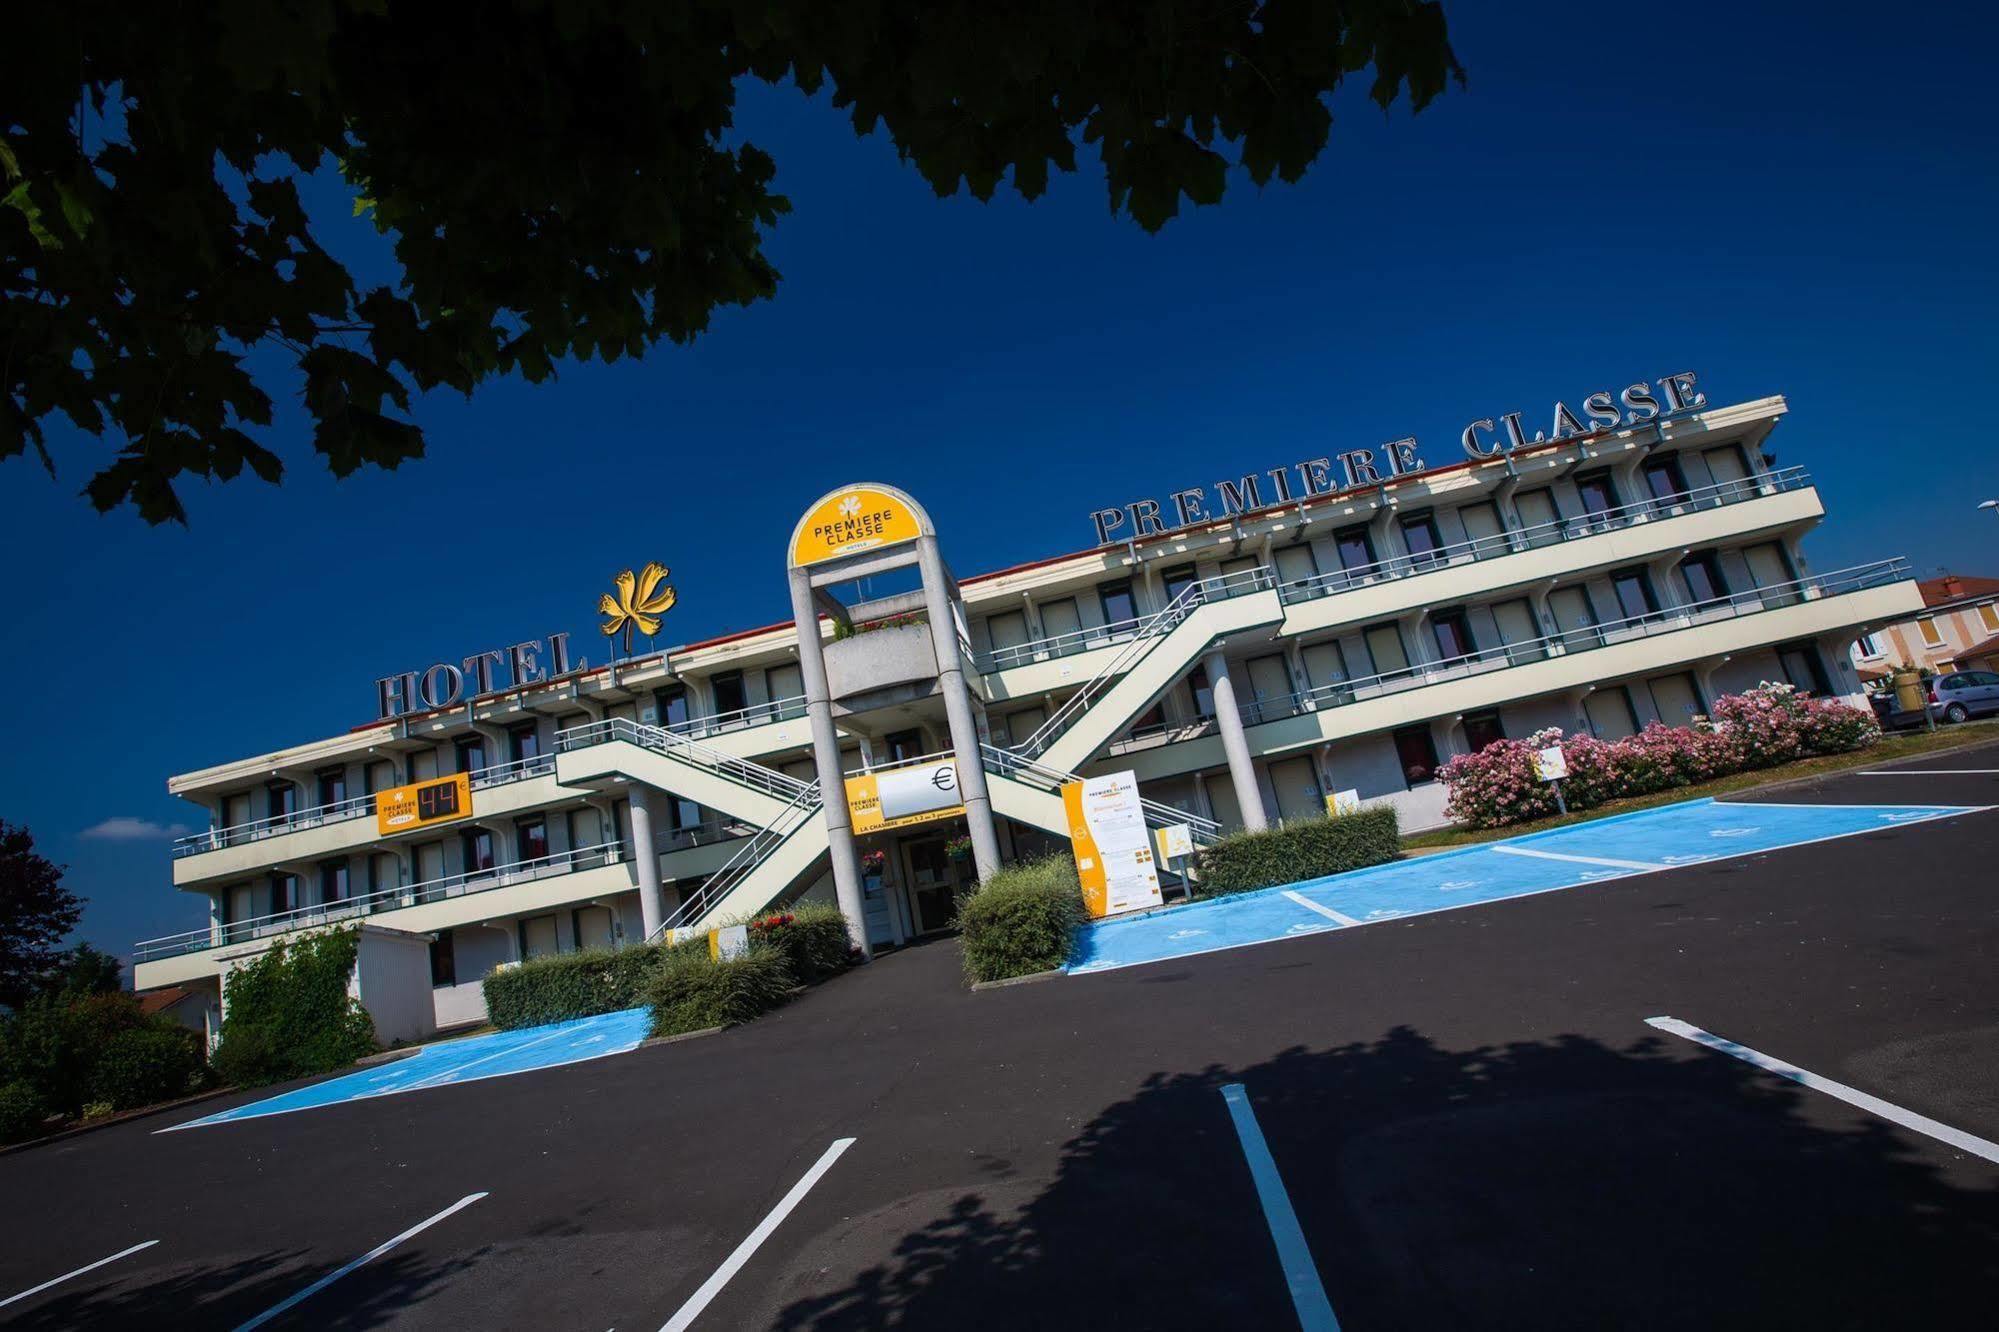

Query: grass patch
[{"left": 1402, "top": 722, "right": 1999, "bottom": 851}]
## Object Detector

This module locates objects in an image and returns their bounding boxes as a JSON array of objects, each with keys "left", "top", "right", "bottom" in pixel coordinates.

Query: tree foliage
[
  {"left": 0, "top": 821, "right": 81, "bottom": 1008},
  {"left": 3, "top": 1, "right": 1461, "bottom": 522}
]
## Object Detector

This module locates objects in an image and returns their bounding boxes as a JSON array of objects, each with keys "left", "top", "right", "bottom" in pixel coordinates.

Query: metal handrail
[
  {"left": 1017, "top": 565, "right": 1278, "bottom": 759},
  {"left": 979, "top": 743, "right": 1223, "bottom": 844},
  {"left": 651, "top": 782, "right": 824, "bottom": 940},
  {"left": 172, "top": 748, "right": 567, "bottom": 858},
  {"left": 134, "top": 841, "right": 631, "bottom": 962},
  {"left": 556, "top": 717, "right": 815, "bottom": 802},
  {"left": 668, "top": 695, "right": 809, "bottom": 738},
  {"left": 1249, "top": 557, "right": 1911, "bottom": 726},
  {"left": 1280, "top": 468, "right": 1811, "bottom": 605},
  {"left": 985, "top": 615, "right": 1147, "bottom": 671}
]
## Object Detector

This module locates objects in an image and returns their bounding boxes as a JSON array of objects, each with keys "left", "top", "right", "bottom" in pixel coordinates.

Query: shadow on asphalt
[
  {"left": 5, "top": 1243, "right": 491, "bottom": 1330},
  {"left": 775, "top": 1027, "right": 1999, "bottom": 1330}
]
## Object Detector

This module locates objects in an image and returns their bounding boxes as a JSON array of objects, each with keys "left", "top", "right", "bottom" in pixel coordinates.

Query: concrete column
[
  {"left": 790, "top": 569, "right": 872, "bottom": 960},
  {"left": 919, "top": 536, "right": 1003, "bottom": 882},
  {"left": 628, "top": 785, "right": 666, "bottom": 940},
  {"left": 1204, "top": 649, "right": 1268, "bottom": 832}
]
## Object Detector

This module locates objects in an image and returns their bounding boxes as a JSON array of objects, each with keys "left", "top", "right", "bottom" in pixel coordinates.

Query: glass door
[{"left": 904, "top": 833, "right": 974, "bottom": 935}]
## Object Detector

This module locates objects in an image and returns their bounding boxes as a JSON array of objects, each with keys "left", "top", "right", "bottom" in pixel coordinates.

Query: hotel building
[{"left": 132, "top": 388, "right": 1922, "bottom": 1039}]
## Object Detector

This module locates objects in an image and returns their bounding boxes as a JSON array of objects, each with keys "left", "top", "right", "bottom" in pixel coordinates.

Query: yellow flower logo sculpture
[{"left": 599, "top": 562, "right": 677, "bottom": 656}]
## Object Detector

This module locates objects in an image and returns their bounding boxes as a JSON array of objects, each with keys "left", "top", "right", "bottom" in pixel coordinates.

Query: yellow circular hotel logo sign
[{"left": 788, "top": 484, "right": 929, "bottom": 568}]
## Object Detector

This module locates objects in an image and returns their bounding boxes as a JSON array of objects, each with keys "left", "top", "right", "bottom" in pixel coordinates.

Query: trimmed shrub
[
  {"left": 956, "top": 856, "right": 1085, "bottom": 983},
  {"left": 1, "top": 992, "right": 150, "bottom": 1117},
  {"left": 211, "top": 928, "right": 376, "bottom": 1086},
  {"left": 1196, "top": 807, "right": 1401, "bottom": 896},
  {"left": 747, "top": 901, "right": 853, "bottom": 983},
  {"left": 0, "top": 1080, "right": 46, "bottom": 1145},
  {"left": 482, "top": 943, "right": 666, "bottom": 1031},
  {"left": 90, "top": 1026, "right": 207, "bottom": 1112},
  {"left": 643, "top": 944, "right": 795, "bottom": 1037}
]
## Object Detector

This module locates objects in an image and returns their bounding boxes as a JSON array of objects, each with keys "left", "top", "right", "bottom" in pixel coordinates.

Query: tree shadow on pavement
[
  {"left": 7, "top": 1242, "right": 490, "bottom": 1329},
  {"left": 775, "top": 1026, "right": 1999, "bottom": 1330}
]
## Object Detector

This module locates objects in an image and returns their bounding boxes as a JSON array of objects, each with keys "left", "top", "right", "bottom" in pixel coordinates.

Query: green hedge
[
  {"left": 1, "top": 991, "right": 207, "bottom": 1120},
  {"left": 643, "top": 944, "right": 795, "bottom": 1037},
  {"left": 0, "top": 1080, "right": 47, "bottom": 1145},
  {"left": 482, "top": 943, "right": 667, "bottom": 1031},
  {"left": 90, "top": 1026, "right": 206, "bottom": 1112},
  {"left": 211, "top": 928, "right": 376, "bottom": 1086},
  {"left": 745, "top": 900, "right": 853, "bottom": 983},
  {"left": 956, "top": 856, "right": 1085, "bottom": 983},
  {"left": 1196, "top": 807, "right": 1401, "bottom": 896}
]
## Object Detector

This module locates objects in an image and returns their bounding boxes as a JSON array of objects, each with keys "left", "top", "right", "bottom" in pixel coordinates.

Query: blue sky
[{"left": 4, "top": 2, "right": 1996, "bottom": 957}]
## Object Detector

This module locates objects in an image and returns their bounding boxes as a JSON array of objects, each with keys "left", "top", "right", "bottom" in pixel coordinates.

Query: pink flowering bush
[{"left": 1438, "top": 683, "right": 1880, "bottom": 829}]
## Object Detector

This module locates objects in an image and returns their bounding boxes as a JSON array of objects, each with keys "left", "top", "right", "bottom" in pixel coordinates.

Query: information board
[{"left": 1062, "top": 770, "right": 1163, "bottom": 918}]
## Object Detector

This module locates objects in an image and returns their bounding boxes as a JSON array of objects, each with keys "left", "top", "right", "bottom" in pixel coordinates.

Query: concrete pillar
[
  {"left": 919, "top": 536, "right": 1003, "bottom": 882},
  {"left": 790, "top": 570, "right": 872, "bottom": 961},
  {"left": 628, "top": 785, "right": 666, "bottom": 940},
  {"left": 1204, "top": 649, "right": 1268, "bottom": 832}
]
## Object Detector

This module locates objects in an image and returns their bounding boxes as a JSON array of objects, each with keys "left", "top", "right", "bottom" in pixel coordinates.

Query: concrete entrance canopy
[{"left": 786, "top": 484, "right": 1002, "bottom": 959}]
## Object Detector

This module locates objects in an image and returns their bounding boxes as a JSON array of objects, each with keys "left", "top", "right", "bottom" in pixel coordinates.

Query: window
[
  {"left": 1918, "top": 616, "right": 1945, "bottom": 648},
  {"left": 1186, "top": 665, "right": 1215, "bottom": 718},
  {"left": 710, "top": 671, "right": 747, "bottom": 716},
  {"left": 1430, "top": 609, "right": 1475, "bottom": 661},
  {"left": 764, "top": 664, "right": 804, "bottom": 711},
  {"left": 1678, "top": 551, "right": 1729, "bottom": 604},
  {"left": 1981, "top": 603, "right": 1999, "bottom": 634},
  {"left": 319, "top": 860, "right": 349, "bottom": 903},
  {"left": 883, "top": 729, "right": 925, "bottom": 764},
  {"left": 270, "top": 872, "right": 297, "bottom": 914},
  {"left": 454, "top": 734, "right": 488, "bottom": 776},
  {"left": 1611, "top": 567, "right": 1659, "bottom": 621},
  {"left": 461, "top": 828, "right": 496, "bottom": 874},
  {"left": 1161, "top": 564, "right": 1198, "bottom": 604},
  {"left": 316, "top": 767, "right": 347, "bottom": 809},
  {"left": 1777, "top": 643, "right": 1830, "bottom": 695},
  {"left": 1457, "top": 500, "right": 1504, "bottom": 550},
  {"left": 1393, "top": 725, "right": 1441, "bottom": 787},
  {"left": 669, "top": 791, "right": 704, "bottom": 834},
  {"left": 1574, "top": 470, "right": 1619, "bottom": 518},
  {"left": 508, "top": 722, "right": 541, "bottom": 763},
  {"left": 984, "top": 610, "right": 1030, "bottom": 652},
  {"left": 1584, "top": 688, "right": 1640, "bottom": 740},
  {"left": 266, "top": 781, "right": 297, "bottom": 821},
  {"left": 1334, "top": 525, "right": 1377, "bottom": 573},
  {"left": 1363, "top": 623, "right": 1410, "bottom": 677},
  {"left": 1301, "top": 640, "right": 1348, "bottom": 688},
  {"left": 1398, "top": 511, "right": 1444, "bottom": 565},
  {"left": 1098, "top": 581, "right": 1137, "bottom": 628},
  {"left": 1037, "top": 597, "right": 1082, "bottom": 641},
  {"left": 1854, "top": 633, "right": 1882, "bottom": 658},
  {"left": 654, "top": 685, "right": 690, "bottom": 729},
  {"left": 515, "top": 816, "right": 548, "bottom": 862},
  {"left": 1642, "top": 455, "right": 1689, "bottom": 504},
  {"left": 1273, "top": 544, "right": 1319, "bottom": 590},
  {"left": 1131, "top": 702, "right": 1166, "bottom": 734},
  {"left": 1513, "top": 487, "right": 1562, "bottom": 543},
  {"left": 430, "top": 933, "right": 457, "bottom": 987},
  {"left": 1463, "top": 710, "right": 1506, "bottom": 754}
]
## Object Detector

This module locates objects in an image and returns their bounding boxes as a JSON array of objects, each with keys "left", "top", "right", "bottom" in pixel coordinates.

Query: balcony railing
[
  {"left": 985, "top": 615, "right": 1147, "bottom": 671},
  {"left": 1279, "top": 467, "right": 1811, "bottom": 606},
  {"left": 1244, "top": 558, "right": 1908, "bottom": 727},
  {"left": 171, "top": 751, "right": 560, "bottom": 859},
  {"left": 667, "top": 695, "right": 809, "bottom": 739},
  {"left": 134, "top": 841, "right": 630, "bottom": 963}
]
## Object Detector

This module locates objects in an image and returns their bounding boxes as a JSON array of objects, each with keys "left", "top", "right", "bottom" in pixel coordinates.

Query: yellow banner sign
[
  {"left": 1063, "top": 771, "right": 1161, "bottom": 919},
  {"left": 790, "top": 486, "right": 925, "bottom": 568},
  {"left": 375, "top": 773, "right": 473, "bottom": 836},
  {"left": 846, "top": 759, "right": 964, "bottom": 835}
]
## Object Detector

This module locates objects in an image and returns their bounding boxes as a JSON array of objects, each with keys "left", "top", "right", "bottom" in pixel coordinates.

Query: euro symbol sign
[{"left": 931, "top": 766, "right": 957, "bottom": 793}]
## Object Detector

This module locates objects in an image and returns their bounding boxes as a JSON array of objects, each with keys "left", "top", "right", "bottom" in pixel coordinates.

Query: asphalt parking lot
[{"left": 4, "top": 739, "right": 1996, "bottom": 1330}]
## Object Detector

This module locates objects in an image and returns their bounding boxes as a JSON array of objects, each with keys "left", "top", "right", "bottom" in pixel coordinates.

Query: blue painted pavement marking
[
  {"left": 1069, "top": 798, "right": 1987, "bottom": 974},
  {"left": 1219, "top": 1083, "right": 1341, "bottom": 1331},
  {"left": 164, "top": 1007, "right": 654, "bottom": 1131}
]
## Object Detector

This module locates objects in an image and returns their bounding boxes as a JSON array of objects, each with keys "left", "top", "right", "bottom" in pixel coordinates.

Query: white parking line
[
  {"left": 231, "top": 1193, "right": 488, "bottom": 1331},
  {"left": 403, "top": 1027, "right": 575, "bottom": 1091},
  {"left": 1647, "top": 1018, "right": 1999, "bottom": 1167},
  {"left": 0, "top": 1240, "right": 158, "bottom": 1310},
  {"left": 1490, "top": 844, "right": 1662, "bottom": 871},
  {"left": 659, "top": 1138, "right": 856, "bottom": 1332},
  {"left": 1283, "top": 891, "right": 1362, "bottom": 927},
  {"left": 1219, "top": 1084, "right": 1340, "bottom": 1331}
]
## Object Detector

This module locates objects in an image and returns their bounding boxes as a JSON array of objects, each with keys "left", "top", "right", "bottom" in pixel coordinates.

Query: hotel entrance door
[{"left": 903, "top": 833, "right": 976, "bottom": 934}]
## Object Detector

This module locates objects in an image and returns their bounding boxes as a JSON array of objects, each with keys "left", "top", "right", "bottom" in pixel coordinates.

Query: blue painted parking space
[
  {"left": 1069, "top": 798, "right": 1990, "bottom": 975},
  {"left": 165, "top": 1007, "right": 654, "bottom": 1131}
]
